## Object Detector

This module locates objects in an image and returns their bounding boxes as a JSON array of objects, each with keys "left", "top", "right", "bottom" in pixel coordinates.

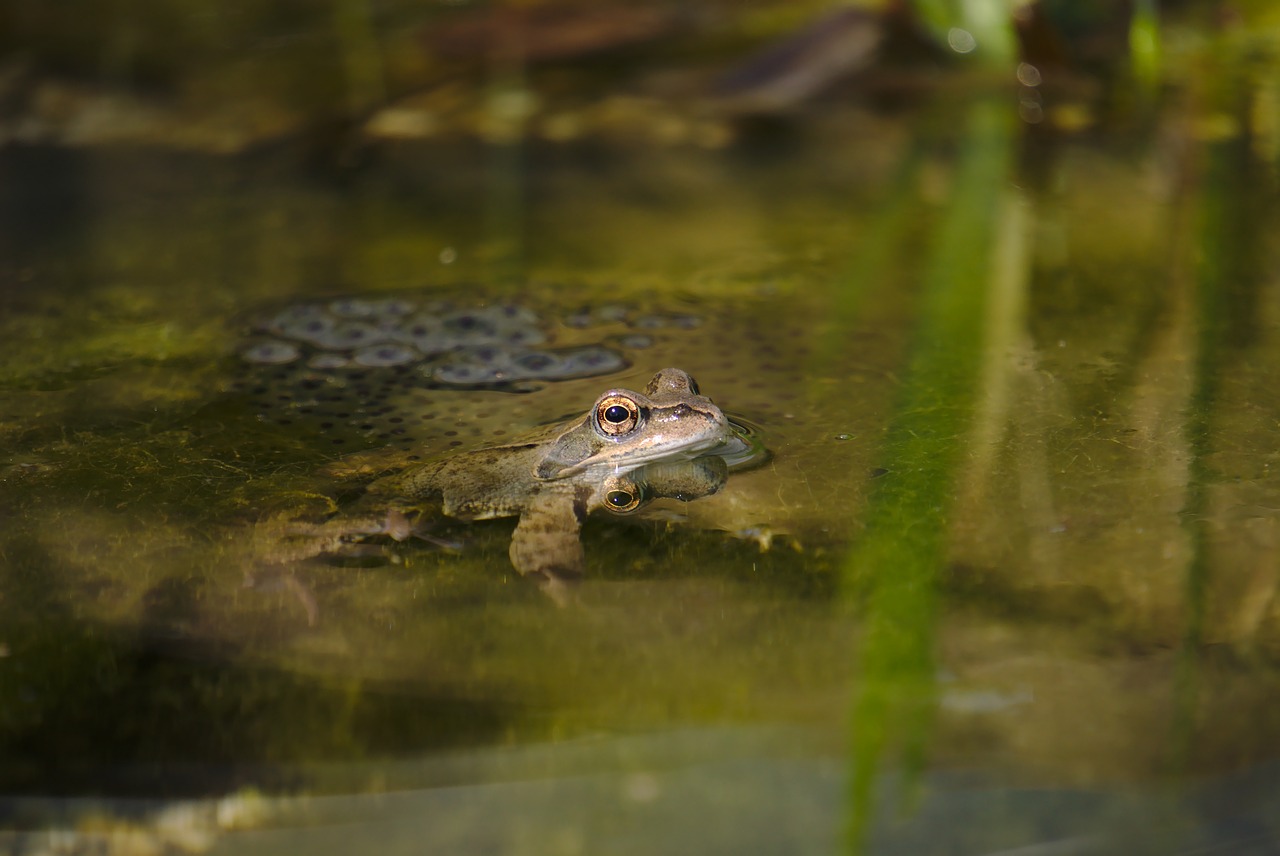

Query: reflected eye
[
  {"left": 594, "top": 394, "right": 642, "bottom": 436},
  {"left": 601, "top": 473, "right": 645, "bottom": 513},
  {"left": 604, "top": 487, "right": 641, "bottom": 512}
]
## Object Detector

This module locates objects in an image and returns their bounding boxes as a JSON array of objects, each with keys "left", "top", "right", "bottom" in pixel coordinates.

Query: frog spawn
[
  {"left": 242, "top": 299, "right": 631, "bottom": 384},
  {"left": 234, "top": 296, "right": 706, "bottom": 451}
]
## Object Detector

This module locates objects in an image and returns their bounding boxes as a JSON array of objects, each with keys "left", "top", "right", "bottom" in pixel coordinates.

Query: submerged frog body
[{"left": 262, "top": 368, "right": 735, "bottom": 600}]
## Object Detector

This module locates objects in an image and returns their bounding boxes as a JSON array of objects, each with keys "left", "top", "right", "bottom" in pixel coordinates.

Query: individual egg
[
  {"left": 481, "top": 303, "right": 539, "bottom": 326},
  {"left": 442, "top": 310, "right": 499, "bottom": 337},
  {"left": 328, "top": 298, "right": 378, "bottom": 318},
  {"left": 369, "top": 298, "right": 417, "bottom": 318},
  {"left": 511, "top": 350, "right": 562, "bottom": 375},
  {"left": 392, "top": 315, "right": 448, "bottom": 349},
  {"left": 501, "top": 326, "right": 547, "bottom": 346},
  {"left": 271, "top": 310, "right": 336, "bottom": 343},
  {"left": 554, "top": 346, "right": 626, "bottom": 377},
  {"left": 240, "top": 339, "right": 302, "bottom": 365},
  {"left": 669, "top": 313, "right": 703, "bottom": 329},
  {"left": 311, "top": 322, "right": 386, "bottom": 350},
  {"left": 432, "top": 362, "right": 504, "bottom": 385},
  {"left": 353, "top": 343, "right": 423, "bottom": 367}
]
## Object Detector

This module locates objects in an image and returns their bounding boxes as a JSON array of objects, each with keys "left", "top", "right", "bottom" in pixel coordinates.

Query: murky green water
[{"left": 4, "top": 3, "right": 1280, "bottom": 854}]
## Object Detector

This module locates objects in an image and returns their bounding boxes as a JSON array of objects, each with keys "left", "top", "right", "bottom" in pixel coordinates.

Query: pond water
[{"left": 3, "top": 4, "right": 1280, "bottom": 854}]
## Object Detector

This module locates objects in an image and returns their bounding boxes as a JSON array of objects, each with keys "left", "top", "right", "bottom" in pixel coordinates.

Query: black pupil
[
  {"left": 604, "top": 404, "right": 630, "bottom": 423},
  {"left": 607, "top": 490, "right": 633, "bottom": 507}
]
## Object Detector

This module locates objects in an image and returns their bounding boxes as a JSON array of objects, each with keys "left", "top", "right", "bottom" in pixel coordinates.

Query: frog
[{"left": 258, "top": 367, "right": 736, "bottom": 601}]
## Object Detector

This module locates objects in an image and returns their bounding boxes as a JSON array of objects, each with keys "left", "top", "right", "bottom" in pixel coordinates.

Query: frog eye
[
  {"left": 604, "top": 487, "right": 642, "bottom": 512},
  {"left": 594, "top": 394, "right": 642, "bottom": 436}
]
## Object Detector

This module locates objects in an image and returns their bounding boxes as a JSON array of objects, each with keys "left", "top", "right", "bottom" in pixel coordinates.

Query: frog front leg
[{"left": 509, "top": 493, "right": 585, "bottom": 605}]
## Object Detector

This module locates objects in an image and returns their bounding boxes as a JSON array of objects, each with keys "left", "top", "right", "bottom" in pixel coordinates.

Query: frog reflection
[{"left": 261, "top": 368, "right": 736, "bottom": 600}]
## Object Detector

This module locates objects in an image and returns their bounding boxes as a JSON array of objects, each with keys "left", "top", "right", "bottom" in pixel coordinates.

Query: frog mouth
[
  {"left": 594, "top": 431, "right": 736, "bottom": 477},
  {"left": 597, "top": 416, "right": 768, "bottom": 477}
]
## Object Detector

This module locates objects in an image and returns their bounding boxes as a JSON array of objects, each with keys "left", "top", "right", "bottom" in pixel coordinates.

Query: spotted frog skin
[{"left": 262, "top": 368, "right": 732, "bottom": 600}]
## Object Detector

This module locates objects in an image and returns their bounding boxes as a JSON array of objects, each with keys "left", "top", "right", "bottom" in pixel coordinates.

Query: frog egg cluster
[
  {"left": 562, "top": 305, "right": 702, "bottom": 331},
  {"left": 428, "top": 344, "right": 627, "bottom": 385},
  {"left": 240, "top": 297, "right": 706, "bottom": 387},
  {"left": 234, "top": 296, "right": 713, "bottom": 451},
  {"left": 241, "top": 298, "right": 621, "bottom": 386}
]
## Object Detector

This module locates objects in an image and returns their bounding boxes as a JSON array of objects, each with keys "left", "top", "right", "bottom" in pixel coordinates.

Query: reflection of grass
[
  {"left": 1173, "top": 96, "right": 1263, "bottom": 765},
  {"left": 840, "top": 98, "right": 1014, "bottom": 851}
]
